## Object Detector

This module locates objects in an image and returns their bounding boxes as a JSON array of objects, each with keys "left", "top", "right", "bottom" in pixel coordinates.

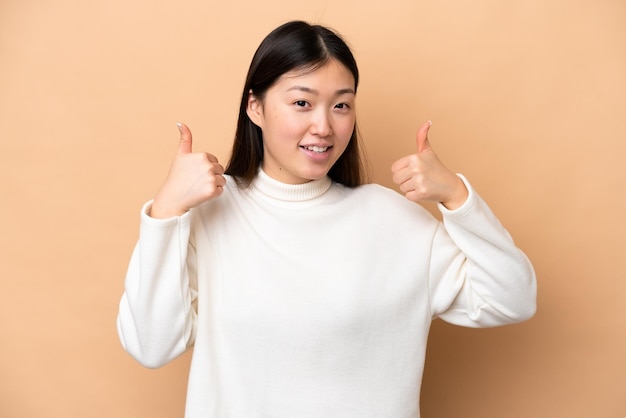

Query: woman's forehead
[{"left": 277, "top": 60, "right": 356, "bottom": 89}]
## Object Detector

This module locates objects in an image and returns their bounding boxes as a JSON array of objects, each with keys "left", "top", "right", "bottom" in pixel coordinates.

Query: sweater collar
[{"left": 252, "top": 168, "right": 332, "bottom": 202}]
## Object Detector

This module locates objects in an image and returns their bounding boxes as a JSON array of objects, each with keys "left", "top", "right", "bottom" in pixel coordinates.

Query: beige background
[{"left": 1, "top": 0, "right": 625, "bottom": 417}]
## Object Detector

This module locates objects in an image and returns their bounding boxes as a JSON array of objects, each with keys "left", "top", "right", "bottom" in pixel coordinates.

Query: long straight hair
[{"left": 225, "top": 20, "right": 367, "bottom": 187}]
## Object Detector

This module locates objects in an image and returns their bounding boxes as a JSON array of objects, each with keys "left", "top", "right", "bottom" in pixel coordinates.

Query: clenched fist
[
  {"left": 391, "top": 121, "right": 468, "bottom": 210},
  {"left": 150, "top": 123, "right": 226, "bottom": 219}
]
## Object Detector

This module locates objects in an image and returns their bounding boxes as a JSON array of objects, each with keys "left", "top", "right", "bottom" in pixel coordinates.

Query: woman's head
[{"left": 225, "top": 20, "right": 366, "bottom": 187}]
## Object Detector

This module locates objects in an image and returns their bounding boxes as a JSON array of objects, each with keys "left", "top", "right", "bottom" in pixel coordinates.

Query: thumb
[
  {"left": 416, "top": 120, "right": 432, "bottom": 153},
  {"left": 177, "top": 122, "right": 193, "bottom": 154}
]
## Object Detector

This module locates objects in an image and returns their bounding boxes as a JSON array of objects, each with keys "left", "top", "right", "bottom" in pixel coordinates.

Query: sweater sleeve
[
  {"left": 428, "top": 175, "right": 537, "bottom": 327},
  {"left": 116, "top": 201, "right": 198, "bottom": 368}
]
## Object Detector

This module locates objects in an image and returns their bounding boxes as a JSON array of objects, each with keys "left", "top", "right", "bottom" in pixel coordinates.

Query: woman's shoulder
[
  {"left": 340, "top": 182, "right": 410, "bottom": 202},
  {"left": 335, "top": 182, "right": 434, "bottom": 219},
  {"left": 328, "top": 183, "right": 439, "bottom": 237}
]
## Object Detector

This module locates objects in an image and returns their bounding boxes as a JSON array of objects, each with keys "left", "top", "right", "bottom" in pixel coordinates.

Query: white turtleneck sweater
[{"left": 117, "top": 170, "right": 536, "bottom": 418}]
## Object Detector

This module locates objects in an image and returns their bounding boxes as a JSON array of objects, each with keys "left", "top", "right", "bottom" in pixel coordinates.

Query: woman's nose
[{"left": 309, "top": 110, "right": 332, "bottom": 137}]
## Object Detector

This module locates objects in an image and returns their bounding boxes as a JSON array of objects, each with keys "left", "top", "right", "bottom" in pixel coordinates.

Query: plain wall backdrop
[{"left": 1, "top": 0, "right": 625, "bottom": 417}]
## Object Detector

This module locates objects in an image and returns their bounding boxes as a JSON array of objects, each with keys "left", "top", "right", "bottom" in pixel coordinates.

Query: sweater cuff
[
  {"left": 436, "top": 174, "right": 475, "bottom": 219},
  {"left": 140, "top": 200, "right": 192, "bottom": 228}
]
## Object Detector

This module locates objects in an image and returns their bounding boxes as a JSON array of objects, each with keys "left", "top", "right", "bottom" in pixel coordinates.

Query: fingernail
[
  {"left": 428, "top": 120, "right": 432, "bottom": 126},
  {"left": 176, "top": 122, "right": 183, "bottom": 132}
]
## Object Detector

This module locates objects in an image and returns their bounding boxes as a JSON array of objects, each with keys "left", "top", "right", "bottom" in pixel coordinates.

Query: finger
[
  {"left": 213, "top": 163, "right": 225, "bottom": 175},
  {"left": 416, "top": 120, "right": 432, "bottom": 153},
  {"left": 391, "top": 165, "right": 412, "bottom": 186},
  {"left": 398, "top": 179, "right": 414, "bottom": 194},
  {"left": 390, "top": 155, "right": 410, "bottom": 174},
  {"left": 208, "top": 162, "right": 225, "bottom": 175},
  {"left": 206, "top": 153, "right": 220, "bottom": 164},
  {"left": 177, "top": 122, "right": 193, "bottom": 154},
  {"left": 214, "top": 174, "right": 227, "bottom": 187}
]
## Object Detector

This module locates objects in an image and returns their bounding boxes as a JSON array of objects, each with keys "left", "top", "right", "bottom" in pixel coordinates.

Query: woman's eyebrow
[{"left": 286, "top": 86, "right": 355, "bottom": 96}]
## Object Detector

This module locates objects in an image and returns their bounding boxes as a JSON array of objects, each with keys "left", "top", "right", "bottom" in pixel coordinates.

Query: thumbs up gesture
[
  {"left": 391, "top": 121, "right": 468, "bottom": 210},
  {"left": 150, "top": 123, "right": 226, "bottom": 219}
]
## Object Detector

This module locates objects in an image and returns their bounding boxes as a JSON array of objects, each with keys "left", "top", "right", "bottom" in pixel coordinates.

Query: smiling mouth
[{"left": 301, "top": 145, "right": 332, "bottom": 153}]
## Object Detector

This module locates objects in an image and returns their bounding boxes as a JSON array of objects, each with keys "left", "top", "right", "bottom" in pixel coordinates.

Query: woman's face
[{"left": 247, "top": 59, "right": 356, "bottom": 184}]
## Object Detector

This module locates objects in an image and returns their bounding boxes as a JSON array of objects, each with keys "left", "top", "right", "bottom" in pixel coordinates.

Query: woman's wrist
[{"left": 441, "top": 176, "right": 469, "bottom": 210}]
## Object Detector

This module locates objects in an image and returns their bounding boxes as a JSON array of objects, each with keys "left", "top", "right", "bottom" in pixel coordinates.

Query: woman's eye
[
  {"left": 335, "top": 103, "right": 350, "bottom": 110},
  {"left": 295, "top": 100, "right": 308, "bottom": 107}
]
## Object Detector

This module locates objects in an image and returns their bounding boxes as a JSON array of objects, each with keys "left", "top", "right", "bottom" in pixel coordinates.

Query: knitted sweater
[{"left": 117, "top": 170, "right": 536, "bottom": 418}]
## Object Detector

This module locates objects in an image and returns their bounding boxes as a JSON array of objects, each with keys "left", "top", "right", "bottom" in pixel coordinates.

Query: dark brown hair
[{"left": 225, "top": 20, "right": 367, "bottom": 187}]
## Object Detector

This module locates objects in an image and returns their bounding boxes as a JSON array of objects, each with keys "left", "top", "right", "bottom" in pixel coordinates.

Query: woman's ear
[{"left": 246, "top": 90, "right": 264, "bottom": 128}]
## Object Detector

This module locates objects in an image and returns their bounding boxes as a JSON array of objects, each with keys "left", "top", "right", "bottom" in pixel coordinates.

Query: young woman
[{"left": 117, "top": 20, "right": 536, "bottom": 418}]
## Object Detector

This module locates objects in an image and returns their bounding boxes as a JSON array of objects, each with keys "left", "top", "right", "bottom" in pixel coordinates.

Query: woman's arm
[
  {"left": 391, "top": 121, "right": 536, "bottom": 326},
  {"left": 428, "top": 177, "right": 537, "bottom": 327},
  {"left": 116, "top": 202, "right": 198, "bottom": 368},
  {"left": 117, "top": 123, "right": 224, "bottom": 367}
]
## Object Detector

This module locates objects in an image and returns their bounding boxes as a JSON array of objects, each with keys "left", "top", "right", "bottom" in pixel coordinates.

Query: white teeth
[{"left": 305, "top": 146, "right": 329, "bottom": 153}]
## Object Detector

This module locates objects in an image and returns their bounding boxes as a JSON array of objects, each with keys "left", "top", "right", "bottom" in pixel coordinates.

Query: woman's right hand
[{"left": 150, "top": 123, "right": 226, "bottom": 219}]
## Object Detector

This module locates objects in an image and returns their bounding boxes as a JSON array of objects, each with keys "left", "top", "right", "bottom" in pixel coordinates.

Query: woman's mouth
[{"left": 301, "top": 145, "right": 331, "bottom": 154}]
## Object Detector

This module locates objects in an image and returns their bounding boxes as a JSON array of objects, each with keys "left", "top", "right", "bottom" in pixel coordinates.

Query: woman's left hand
[{"left": 391, "top": 121, "right": 468, "bottom": 210}]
